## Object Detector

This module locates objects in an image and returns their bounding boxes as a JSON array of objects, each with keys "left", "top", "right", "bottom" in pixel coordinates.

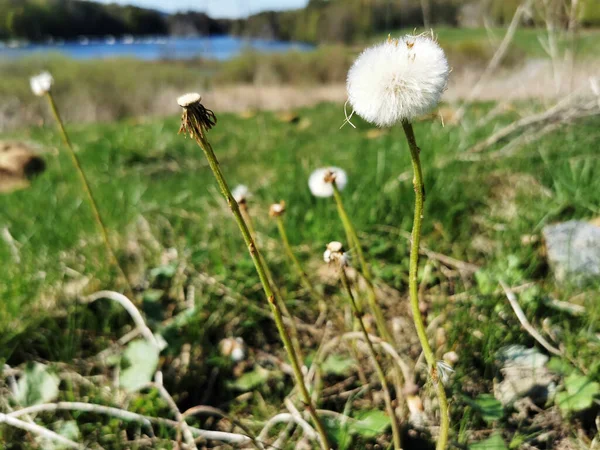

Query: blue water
[{"left": 0, "top": 35, "right": 313, "bottom": 60}]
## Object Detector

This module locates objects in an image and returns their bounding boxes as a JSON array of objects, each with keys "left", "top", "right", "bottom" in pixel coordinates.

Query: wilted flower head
[
  {"left": 177, "top": 92, "right": 217, "bottom": 140},
  {"left": 347, "top": 34, "right": 450, "bottom": 127},
  {"left": 269, "top": 201, "right": 286, "bottom": 217},
  {"left": 30, "top": 71, "right": 54, "bottom": 96},
  {"left": 323, "top": 241, "right": 349, "bottom": 267},
  {"left": 308, "top": 167, "right": 348, "bottom": 198},
  {"left": 232, "top": 184, "right": 250, "bottom": 204}
]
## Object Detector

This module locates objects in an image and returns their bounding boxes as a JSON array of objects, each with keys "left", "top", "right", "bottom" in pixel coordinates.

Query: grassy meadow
[{"left": 1, "top": 96, "right": 599, "bottom": 448}]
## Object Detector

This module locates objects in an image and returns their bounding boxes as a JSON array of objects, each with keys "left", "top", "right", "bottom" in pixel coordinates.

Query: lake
[{"left": 0, "top": 35, "right": 313, "bottom": 61}]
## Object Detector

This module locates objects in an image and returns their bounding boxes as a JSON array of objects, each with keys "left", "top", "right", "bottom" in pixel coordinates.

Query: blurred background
[{"left": 1, "top": 1, "right": 600, "bottom": 449}]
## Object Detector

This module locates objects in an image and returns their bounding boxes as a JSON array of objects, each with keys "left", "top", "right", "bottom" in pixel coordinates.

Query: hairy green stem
[
  {"left": 241, "top": 205, "right": 304, "bottom": 363},
  {"left": 189, "top": 131, "right": 330, "bottom": 450},
  {"left": 45, "top": 92, "right": 132, "bottom": 297},
  {"left": 402, "top": 120, "right": 449, "bottom": 450},
  {"left": 331, "top": 183, "right": 394, "bottom": 346},
  {"left": 339, "top": 267, "right": 401, "bottom": 450}
]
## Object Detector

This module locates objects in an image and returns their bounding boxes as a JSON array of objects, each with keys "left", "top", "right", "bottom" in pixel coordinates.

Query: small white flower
[
  {"left": 232, "top": 184, "right": 250, "bottom": 204},
  {"left": 177, "top": 92, "right": 201, "bottom": 107},
  {"left": 30, "top": 71, "right": 54, "bottom": 96},
  {"left": 436, "top": 360, "right": 455, "bottom": 384},
  {"left": 347, "top": 34, "right": 450, "bottom": 127},
  {"left": 308, "top": 167, "right": 348, "bottom": 198}
]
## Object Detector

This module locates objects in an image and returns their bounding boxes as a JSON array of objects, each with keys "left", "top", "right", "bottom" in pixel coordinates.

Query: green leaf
[
  {"left": 469, "top": 433, "right": 508, "bottom": 450},
  {"left": 119, "top": 340, "right": 160, "bottom": 392},
  {"left": 142, "top": 289, "right": 164, "bottom": 302},
  {"left": 322, "top": 354, "right": 355, "bottom": 376},
  {"left": 556, "top": 373, "right": 600, "bottom": 415},
  {"left": 228, "top": 366, "right": 270, "bottom": 391},
  {"left": 546, "top": 357, "right": 573, "bottom": 376},
  {"left": 150, "top": 264, "right": 177, "bottom": 279},
  {"left": 472, "top": 394, "right": 504, "bottom": 423},
  {"left": 16, "top": 363, "right": 59, "bottom": 406},
  {"left": 348, "top": 410, "right": 390, "bottom": 438}
]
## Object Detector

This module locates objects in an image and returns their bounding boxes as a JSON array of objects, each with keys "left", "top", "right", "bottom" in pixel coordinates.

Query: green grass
[
  {"left": 1, "top": 102, "right": 599, "bottom": 448},
  {"left": 379, "top": 26, "right": 600, "bottom": 59}
]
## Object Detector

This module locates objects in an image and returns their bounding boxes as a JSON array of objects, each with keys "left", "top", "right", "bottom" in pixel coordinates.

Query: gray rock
[
  {"left": 494, "top": 345, "right": 555, "bottom": 406},
  {"left": 543, "top": 220, "right": 600, "bottom": 284}
]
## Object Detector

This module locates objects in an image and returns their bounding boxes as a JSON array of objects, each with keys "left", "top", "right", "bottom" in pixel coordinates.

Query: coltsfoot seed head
[
  {"left": 269, "top": 201, "right": 286, "bottom": 217},
  {"left": 308, "top": 167, "right": 348, "bottom": 198},
  {"left": 177, "top": 92, "right": 202, "bottom": 108},
  {"left": 232, "top": 184, "right": 250, "bottom": 204},
  {"left": 30, "top": 71, "right": 54, "bottom": 96},
  {"left": 347, "top": 34, "right": 450, "bottom": 126},
  {"left": 324, "top": 241, "right": 349, "bottom": 266}
]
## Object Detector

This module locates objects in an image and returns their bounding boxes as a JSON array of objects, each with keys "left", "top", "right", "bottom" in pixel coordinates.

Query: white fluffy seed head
[
  {"left": 232, "top": 184, "right": 250, "bottom": 203},
  {"left": 177, "top": 92, "right": 201, "bottom": 107},
  {"left": 30, "top": 71, "right": 54, "bottom": 96},
  {"left": 347, "top": 34, "right": 450, "bottom": 127},
  {"left": 308, "top": 167, "right": 348, "bottom": 198},
  {"left": 323, "top": 241, "right": 349, "bottom": 266}
]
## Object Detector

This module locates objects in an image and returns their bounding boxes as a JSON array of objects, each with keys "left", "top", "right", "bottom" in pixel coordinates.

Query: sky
[{"left": 91, "top": 0, "right": 310, "bottom": 18}]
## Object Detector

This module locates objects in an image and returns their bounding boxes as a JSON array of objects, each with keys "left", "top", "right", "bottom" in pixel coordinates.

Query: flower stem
[
  {"left": 189, "top": 132, "right": 330, "bottom": 450},
  {"left": 331, "top": 183, "right": 394, "bottom": 346},
  {"left": 275, "top": 216, "right": 323, "bottom": 303},
  {"left": 339, "top": 267, "right": 401, "bottom": 450},
  {"left": 45, "top": 92, "right": 132, "bottom": 297},
  {"left": 241, "top": 205, "right": 304, "bottom": 363},
  {"left": 401, "top": 120, "right": 449, "bottom": 450}
]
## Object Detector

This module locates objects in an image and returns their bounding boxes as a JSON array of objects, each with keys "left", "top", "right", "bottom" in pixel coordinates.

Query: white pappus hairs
[
  {"left": 346, "top": 34, "right": 450, "bottom": 127},
  {"left": 30, "top": 71, "right": 54, "bottom": 96},
  {"left": 308, "top": 167, "right": 348, "bottom": 198}
]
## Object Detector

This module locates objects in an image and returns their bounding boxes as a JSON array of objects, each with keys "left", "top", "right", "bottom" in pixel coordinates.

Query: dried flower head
[
  {"left": 269, "top": 201, "right": 286, "bottom": 217},
  {"left": 177, "top": 92, "right": 217, "bottom": 140},
  {"left": 323, "top": 241, "right": 349, "bottom": 267},
  {"left": 30, "top": 71, "right": 54, "bottom": 96},
  {"left": 232, "top": 184, "right": 250, "bottom": 204},
  {"left": 347, "top": 34, "right": 450, "bottom": 127},
  {"left": 308, "top": 167, "right": 348, "bottom": 198}
]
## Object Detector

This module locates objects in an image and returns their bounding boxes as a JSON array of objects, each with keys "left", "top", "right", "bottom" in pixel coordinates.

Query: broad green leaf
[
  {"left": 119, "top": 340, "right": 160, "bottom": 392},
  {"left": 16, "top": 363, "right": 59, "bottom": 406},
  {"left": 469, "top": 433, "right": 508, "bottom": 450},
  {"left": 348, "top": 410, "right": 390, "bottom": 438},
  {"left": 472, "top": 394, "right": 504, "bottom": 423},
  {"left": 556, "top": 373, "right": 600, "bottom": 415},
  {"left": 322, "top": 354, "right": 355, "bottom": 376},
  {"left": 546, "top": 357, "right": 573, "bottom": 376},
  {"left": 228, "top": 366, "right": 270, "bottom": 391}
]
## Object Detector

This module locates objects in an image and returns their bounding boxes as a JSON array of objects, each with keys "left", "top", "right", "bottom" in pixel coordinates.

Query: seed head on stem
[
  {"left": 176, "top": 94, "right": 330, "bottom": 450},
  {"left": 308, "top": 167, "right": 347, "bottom": 198},
  {"left": 326, "top": 241, "right": 402, "bottom": 450},
  {"left": 30, "top": 71, "right": 54, "bottom": 97}
]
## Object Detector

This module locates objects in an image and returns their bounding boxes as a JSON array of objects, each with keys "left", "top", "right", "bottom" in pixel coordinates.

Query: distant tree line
[{"left": 0, "top": 0, "right": 598, "bottom": 43}]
